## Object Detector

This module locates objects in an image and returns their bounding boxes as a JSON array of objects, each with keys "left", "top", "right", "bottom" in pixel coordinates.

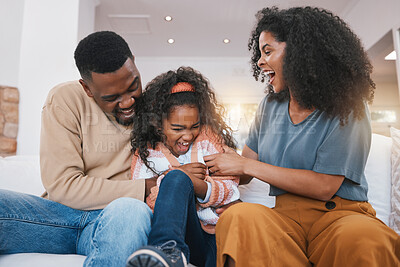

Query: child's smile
[{"left": 162, "top": 105, "right": 201, "bottom": 157}]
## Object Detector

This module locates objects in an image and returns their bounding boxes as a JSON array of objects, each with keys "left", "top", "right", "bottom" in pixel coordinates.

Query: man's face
[{"left": 80, "top": 57, "right": 142, "bottom": 125}]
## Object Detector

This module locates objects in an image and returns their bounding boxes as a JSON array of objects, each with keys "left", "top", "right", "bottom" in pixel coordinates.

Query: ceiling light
[
  {"left": 223, "top": 38, "right": 230, "bottom": 44},
  {"left": 164, "top": 16, "right": 172, "bottom": 22},
  {"left": 167, "top": 38, "right": 175, "bottom": 44},
  {"left": 385, "top": 50, "right": 397, "bottom": 60}
]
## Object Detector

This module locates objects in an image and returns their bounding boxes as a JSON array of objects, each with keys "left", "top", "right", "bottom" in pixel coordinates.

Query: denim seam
[
  {"left": 75, "top": 211, "right": 90, "bottom": 252},
  {"left": 182, "top": 179, "right": 195, "bottom": 239},
  {"left": 0, "top": 217, "right": 80, "bottom": 229},
  {"left": 86, "top": 213, "right": 102, "bottom": 267}
]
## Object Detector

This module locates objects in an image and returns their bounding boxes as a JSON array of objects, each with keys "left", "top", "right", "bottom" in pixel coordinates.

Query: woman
[{"left": 204, "top": 6, "right": 400, "bottom": 267}]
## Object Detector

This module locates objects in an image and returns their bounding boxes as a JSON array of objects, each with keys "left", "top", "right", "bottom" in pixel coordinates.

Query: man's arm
[{"left": 40, "top": 85, "right": 145, "bottom": 210}]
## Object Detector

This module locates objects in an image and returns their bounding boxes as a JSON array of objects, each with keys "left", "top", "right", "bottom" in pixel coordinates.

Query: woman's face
[
  {"left": 257, "top": 31, "right": 287, "bottom": 93},
  {"left": 162, "top": 105, "right": 201, "bottom": 157}
]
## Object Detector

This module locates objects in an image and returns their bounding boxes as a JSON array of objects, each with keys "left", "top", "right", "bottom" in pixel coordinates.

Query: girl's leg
[
  {"left": 127, "top": 170, "right": 208, "bottom": 267},
  {"left": 224, "top": 256, "right": 235, "bottom": 267},
  {"left": 184, "top": 198, "right": 216, "bottom": 267},
  {"left": 148, "top": 170, "right": 196, "bottom": 259}
]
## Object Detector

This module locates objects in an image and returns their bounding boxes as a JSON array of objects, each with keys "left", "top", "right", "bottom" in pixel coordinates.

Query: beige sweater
[{"left": 40, "top": 81, "right": 144, "bottom": 210}]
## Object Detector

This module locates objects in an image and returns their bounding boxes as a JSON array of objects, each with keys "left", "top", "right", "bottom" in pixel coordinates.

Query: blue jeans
[
  {"left": 0, "top": 189, "right": 152, "bottom": 267},
  {"left": 148, "top": 170, "right": 217, "bottom": 267}
]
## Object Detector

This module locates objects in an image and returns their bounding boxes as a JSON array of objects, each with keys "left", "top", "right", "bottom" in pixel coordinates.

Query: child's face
[{"left": 162, "top": 105, "right": 201, "bottom": 157}]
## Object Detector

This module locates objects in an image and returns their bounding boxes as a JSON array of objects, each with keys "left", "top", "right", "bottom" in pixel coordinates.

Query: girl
[{"left": 127, "top": 67, "right": 239, "bottom": 267}]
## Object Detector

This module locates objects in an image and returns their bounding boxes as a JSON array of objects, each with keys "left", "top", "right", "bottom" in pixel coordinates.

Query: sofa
[{"left": 0, "top": 133, "right": 396, "bottom": 266}]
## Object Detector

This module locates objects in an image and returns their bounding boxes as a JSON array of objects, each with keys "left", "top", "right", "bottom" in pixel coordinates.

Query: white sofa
[{"left": 0, "top": 134, "right": 394, "bottom": 266}]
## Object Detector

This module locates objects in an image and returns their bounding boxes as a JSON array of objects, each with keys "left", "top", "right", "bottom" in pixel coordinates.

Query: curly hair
[
  {"left": 74, "top": 31, "right": 133, "bottom": 81},
  {"left": 131, "top": 66, "right": 236, "bottom": 174},
  {"left": 248, "top": 6, "right": 375, "bottom": 124}
]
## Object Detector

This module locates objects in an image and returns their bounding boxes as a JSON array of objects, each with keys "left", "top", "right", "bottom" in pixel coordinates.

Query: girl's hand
[
  {"left": 215, "top": 199, "right": 242, "bottom": 215},
  {"left": 145, "top": 177, "right": 157, "bottom": 198},
  {"left": 170, "top": 163, "right": 207, "bottom": 198},
  {"left": 204, "top": 145, "right": 247, "bottom": 176},
  {"left": 170, "top": 162, "right": 207, "bottom": 180}
]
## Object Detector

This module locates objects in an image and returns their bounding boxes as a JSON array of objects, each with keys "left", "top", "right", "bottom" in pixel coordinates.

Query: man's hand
[
  {"left": 215, "top": 199, "right": 242, "bottom": 215},
  {"left": 145, "top": 177, "right": 157, "bottom": 198}
]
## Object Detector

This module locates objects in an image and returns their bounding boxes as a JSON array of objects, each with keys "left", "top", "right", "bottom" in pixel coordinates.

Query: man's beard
[
  {"left": 115, "top": 114, "right": 134, "bottom": 126},
  {"left": 113, "top": 104, "right": 135, "bottom": 126}
]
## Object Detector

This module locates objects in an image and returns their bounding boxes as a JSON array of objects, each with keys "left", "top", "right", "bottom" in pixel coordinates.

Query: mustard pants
[{"left": 216, "top": 194, "right": 400, "bottom": 267}]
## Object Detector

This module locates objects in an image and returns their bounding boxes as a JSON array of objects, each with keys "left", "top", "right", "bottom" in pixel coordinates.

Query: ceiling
[
  {"left": 367, "top": 31, "right": 398, "bottom": 84},
  {"left": 94, "top": 0, "right": 360, "bottom": 57},
  {"left": 94, "top": 0, "right": 398, "bottom": 86}
]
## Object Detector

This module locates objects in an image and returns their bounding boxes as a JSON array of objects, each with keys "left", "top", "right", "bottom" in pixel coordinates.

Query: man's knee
[
  {"left": 0, "top": 189, "right": 25, "bottom": 202},
  {"left": 104, "top": 197, "right": 152, "bottom": 223}
]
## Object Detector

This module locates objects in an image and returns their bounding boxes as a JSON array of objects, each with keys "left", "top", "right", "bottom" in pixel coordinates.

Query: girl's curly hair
[
  {"left": 131, "top": 66, "right": 236, "bottom": 174},
  {"left": 248, "top": 6, "right": 375, "bottom": 125}
]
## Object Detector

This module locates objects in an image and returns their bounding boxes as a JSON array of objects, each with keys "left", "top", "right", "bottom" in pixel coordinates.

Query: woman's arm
[
  {"left": 238, "top": 145, "right": 258, "bottom": 185},
  {"left": 205, "top": 145, "right": 344, "bottom": 201}
]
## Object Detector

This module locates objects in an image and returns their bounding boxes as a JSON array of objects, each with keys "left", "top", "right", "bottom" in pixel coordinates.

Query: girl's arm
[
  {"left": 197, "top": 176, "right": 240, "bottom": 208},
  {"left": 195, "top": 128, "right": 241, "bottom": 208},
  {"left": 173, "top": 162, "right": 208, "bottom": 199},
  {"left": 204, "top": 145, "right": 344, "bottom": 201},
  {"left": 131, "top": 152, "right": 159, "bottom": 199}
]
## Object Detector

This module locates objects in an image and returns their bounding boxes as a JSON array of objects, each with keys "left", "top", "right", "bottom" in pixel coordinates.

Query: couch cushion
[
  {"left": 0, "top": 253, "right": 86, "bottom": 267},
  {"left": 0, "top": 155, "right": 44, "bottom": 196},
  {"left": 365, "top": 133, "right": 392, "bottom": 226},
  {"left": 239, "top": 178, "right": 275, "bottom": 208}
]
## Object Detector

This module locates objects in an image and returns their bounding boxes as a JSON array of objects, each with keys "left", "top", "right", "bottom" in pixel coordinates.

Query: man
[{"left": 0, "top": 31, "right": 154, "bottom": 267}]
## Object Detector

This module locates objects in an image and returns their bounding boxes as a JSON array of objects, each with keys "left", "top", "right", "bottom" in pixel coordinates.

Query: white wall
[
  {"left": 374, "top": 82, "right": 400, "bottom": 106},
  {"left": 343, "top": 0, "right": 400, "bottom": 135},
  {"left": 344, "top": 0, "right": 400, "bottom": 50},
  {"left": 0, "top": 0, "right": 25, "bottom": 87},
  {"left": 370, "top": 81, "right": 400, "bottom": 136},
  {"left": 17, "top": 0, "right": 86, "bottom": 155},
  {"left": 78, "top": 0, "right": 98, "bottom": 42}
]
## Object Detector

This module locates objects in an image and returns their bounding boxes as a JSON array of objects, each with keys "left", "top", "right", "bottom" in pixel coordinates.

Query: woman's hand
[{"left": 204, "top": 145, "right": 247, "bottom": 176}]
